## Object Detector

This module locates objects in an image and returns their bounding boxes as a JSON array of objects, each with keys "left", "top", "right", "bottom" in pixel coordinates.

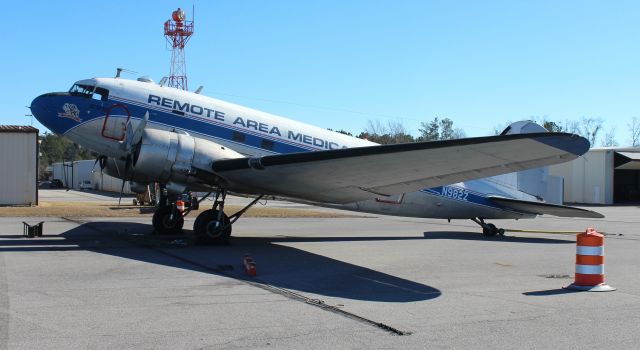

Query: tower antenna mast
[{"left": 164, "top": 8, "right": 194, "bottom": 90}]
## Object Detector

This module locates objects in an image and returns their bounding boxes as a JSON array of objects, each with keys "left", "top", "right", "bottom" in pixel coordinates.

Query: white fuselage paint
[{"left": 59, "top": 78, "right": 538, "bottom": 220}]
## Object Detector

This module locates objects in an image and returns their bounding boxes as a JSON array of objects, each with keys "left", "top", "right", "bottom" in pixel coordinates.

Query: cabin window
[
  {"left": 93, "top": 87, "right": 109, "bottom": 101},
  {"left": 261, "top": 139, "right": 275, "bottom": 151},
  {"left": 68, "top": 83, "right": 94, "bottom": 97},
  {"left": 232, "top": 131, "right": 246, "bottom": 143}
]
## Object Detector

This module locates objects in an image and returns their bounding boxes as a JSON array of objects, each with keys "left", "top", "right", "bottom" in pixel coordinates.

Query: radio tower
[{"left": 164, "top": 8, "right": 194, "bottom": 90}]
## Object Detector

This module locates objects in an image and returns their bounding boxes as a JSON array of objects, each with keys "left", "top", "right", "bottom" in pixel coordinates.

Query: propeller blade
[
  {"left": 91, "top": 157, "right": 100, "bottom": 172},
  {"left": 128, "top": 111, "right": 149, "bottom": 151},
  {"left": 91, "top": 155, "right": 107, "bottom": 173},
  {"left": 118, "top": 178, "right": 126, "bottom": 207},
  {"left": 99, "top": 156, "right": 107, "bottom": 170}
]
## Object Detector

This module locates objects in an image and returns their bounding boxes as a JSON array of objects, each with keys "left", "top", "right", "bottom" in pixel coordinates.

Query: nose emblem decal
[{"left": 57, "top": 103, "right": 82, "bottom": 122}]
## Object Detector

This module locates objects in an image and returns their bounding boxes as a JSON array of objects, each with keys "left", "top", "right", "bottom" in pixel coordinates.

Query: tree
[
  {"left": 573, "top": 117, "right": 603, "bottom": 146},
  {"left": 39, "top": 132, "right": 93, "bottom": 166},
  {"left": 418, "top": 117, "right": 465, "bottom": 141},
  {"left": 628, "top": 117, "right": 640, "bottom": 147},
  {"left": 525, "top": 116, "right": 565, "bottom": 133},
  {"left": 358, "top": 120, "right": 415, "bottom": 144},
  {"left": 327, "top": 128, "right": 353, "bottom": 136},
  {"left": 600, "top": 128, "right": 619, "bottom": 147},
  {"left": 541, "top": 120, "right": 564, "bottom": 133},
  {"left": 563, "top": 120, "right": 581, "bottom": 134}
]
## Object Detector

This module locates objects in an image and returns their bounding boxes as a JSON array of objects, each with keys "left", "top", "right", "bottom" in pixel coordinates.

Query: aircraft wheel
[
  {"left": 193, "top": 209, "right": 232, "bottom": 244},
  {"left": 498, "top": 228, "right": 505, "bottom": 236},
  {"left": 152, "top": 205, "right": 184, "bottom": 235},
  {"left": 483, "top": 223, "right": 499, "bottom": 237}
]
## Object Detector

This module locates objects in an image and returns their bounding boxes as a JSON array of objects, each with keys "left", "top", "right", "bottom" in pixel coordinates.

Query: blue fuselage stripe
[
  {"left": 422, "top": 186, "right": 511, "bottom": 212},
  {"left": 52, "top": 94, "right": 508, "bottom": 212}
]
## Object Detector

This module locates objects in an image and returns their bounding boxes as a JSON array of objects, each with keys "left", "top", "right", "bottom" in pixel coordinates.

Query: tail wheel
[
  {"left": 152, "top": 205, "right": 184, "bottom": 235},
  {"left": 483, "top": 223, "right": 499, "bottom": 237},
  {"left": 193, "top": 209, "right": 232, "bottom": 244}
]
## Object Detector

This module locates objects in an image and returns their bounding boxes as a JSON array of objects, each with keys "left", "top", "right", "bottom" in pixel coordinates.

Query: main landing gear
[
  {"left": 151, "top": 186, "right": 186, "bottom": 235},
  {"left": 192, "top": 189, "right": 264, "bottom": 244},
  {"left": 471, "top": 217, "right": 505, "bottom": 237},
  {"left": 152, "top": 204, "right": 185, "bottom": 234},
  {"left": 151, "top": 187, "right": 264, "bottom": 244}
]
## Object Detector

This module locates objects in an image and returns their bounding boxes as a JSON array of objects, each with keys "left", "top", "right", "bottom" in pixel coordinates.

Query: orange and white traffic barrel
[
  {"left": 243, "top": 254, "right": 257, "bottom": 277},
  {"left": 176, "top": 200, "right": 185, "bottom": 212},
  {"left": 564, "top": 228, "right": 615, "bottom": 292}
]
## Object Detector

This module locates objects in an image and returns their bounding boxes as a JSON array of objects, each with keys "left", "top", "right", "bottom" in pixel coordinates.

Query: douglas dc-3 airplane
[{"left": 30, "top": 74, "right": 603, "bottom": 244}]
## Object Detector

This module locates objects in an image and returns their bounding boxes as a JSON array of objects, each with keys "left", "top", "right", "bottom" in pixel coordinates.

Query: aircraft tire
[
  {"left": 483, "top": 223, "right": 499, "bottom": 237},
  {"left": 152, "top": 205, "right": 184, "bottom": 235},
  {"left": 193, "top": 209, "right": 232, "bottom": 244}
]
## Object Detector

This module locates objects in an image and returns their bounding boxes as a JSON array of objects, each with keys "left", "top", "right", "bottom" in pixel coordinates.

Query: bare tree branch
[
  {"left": 576, "top": 117, "right": 603, "bottom": 146},
  {"left": 600, "top": 127, "right": 619, "bottom": 147},
  {"left": 628, "top": 117, "right": 640, "bottom": 147}
]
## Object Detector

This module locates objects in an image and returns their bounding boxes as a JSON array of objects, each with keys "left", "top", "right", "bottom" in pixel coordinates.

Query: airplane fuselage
[{"left": 31, "top": 77, "right": 540, "bottom": 220}]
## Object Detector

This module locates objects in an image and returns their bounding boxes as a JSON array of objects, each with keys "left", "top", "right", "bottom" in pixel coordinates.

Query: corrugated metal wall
[
  {"left": 0, "top": 132, "right": 37, "bottom": 205},
  {"left": 52, "top": 160, "right": 131, "bottom": 194},
  {"left": 92, "top": 171, "right": 132, "bottom": 194},
  {"left": 549, "top": 149, "right": 614, "bottom": 204}
]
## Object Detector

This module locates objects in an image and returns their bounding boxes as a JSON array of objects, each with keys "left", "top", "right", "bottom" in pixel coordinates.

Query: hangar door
[{"left": 614, "top": 152, "right": 640, "bottom": 203}]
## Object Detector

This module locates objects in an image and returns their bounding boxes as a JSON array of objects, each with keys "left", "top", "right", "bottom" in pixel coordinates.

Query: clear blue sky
[{"left": 2, "top": 1, "right": 639, "bottom": 146}]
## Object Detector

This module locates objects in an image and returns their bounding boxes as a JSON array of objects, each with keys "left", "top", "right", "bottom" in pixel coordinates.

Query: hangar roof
[
  {"left": 615, "top": 151, "right": 640, "bottom": 170},
  {"left": 0, "top": 125, "right": 39, "bottom": 133}
]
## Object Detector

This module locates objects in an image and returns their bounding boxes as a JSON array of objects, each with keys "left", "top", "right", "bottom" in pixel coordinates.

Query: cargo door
[{"left": 101, "top": 104, "right": 130, "bottom": 141}]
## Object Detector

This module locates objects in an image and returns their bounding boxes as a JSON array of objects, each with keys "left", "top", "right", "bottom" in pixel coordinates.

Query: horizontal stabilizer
[{"left": 489, "top": 197, "right": 604, "bottom": 218}]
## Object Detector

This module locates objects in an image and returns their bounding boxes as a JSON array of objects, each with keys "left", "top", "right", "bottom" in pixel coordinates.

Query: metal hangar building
[
  {"left": 549, "top": 147, "right": 640, "bottom": 205},
  {"left": 0, "top": 125, "right": 39, "bottom": 205}
]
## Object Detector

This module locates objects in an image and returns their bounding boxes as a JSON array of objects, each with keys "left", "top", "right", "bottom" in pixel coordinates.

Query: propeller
[
  {"left": 91, "top": 155, "right": 107, "bottom": 173},
  {"left": 117, "top": 111, "right": 149, "bottom": 206}
]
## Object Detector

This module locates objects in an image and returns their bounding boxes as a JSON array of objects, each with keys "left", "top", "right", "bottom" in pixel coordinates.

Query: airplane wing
[
  {"left": 489, "top": 197, "right": 604, "bottom": 218},
  {"left": 211, "top": 133, "right": 589, "bottom": 204}
]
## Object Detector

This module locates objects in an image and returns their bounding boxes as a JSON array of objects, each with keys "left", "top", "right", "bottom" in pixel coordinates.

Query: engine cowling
[{"left": 131, "top": 129, "right": 245, "bottom": 193}]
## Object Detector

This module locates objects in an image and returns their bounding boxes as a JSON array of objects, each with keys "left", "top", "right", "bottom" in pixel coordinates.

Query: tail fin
[{"left": 498, "top": 121, "right": 564, "bottom": 204}]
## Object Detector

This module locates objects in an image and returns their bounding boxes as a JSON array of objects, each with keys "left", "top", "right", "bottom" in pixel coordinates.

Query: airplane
[{"left": 30, "top": 74, "right": 603, "bottom": 244}]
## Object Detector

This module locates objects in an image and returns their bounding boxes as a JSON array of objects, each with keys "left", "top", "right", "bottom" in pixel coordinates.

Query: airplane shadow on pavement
[
  {"left": 422, "top": 231, "right": 575, "bottom": 244},
  {"left": 0, "top": 222, "right": 444, "bottom": 303}
]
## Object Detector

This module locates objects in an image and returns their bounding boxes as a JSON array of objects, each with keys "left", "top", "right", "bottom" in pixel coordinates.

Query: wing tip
[{"left": 534, "top": 133, "right": 591, "bottom": 157}]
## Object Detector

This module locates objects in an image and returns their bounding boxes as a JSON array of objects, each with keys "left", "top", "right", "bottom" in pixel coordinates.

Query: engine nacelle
[{"left": 132, "top": 129, "right": 244, "bottom": 193}]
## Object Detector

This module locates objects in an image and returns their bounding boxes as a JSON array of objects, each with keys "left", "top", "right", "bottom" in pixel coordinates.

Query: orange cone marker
[
  {"left": 243, "top": 254, "right": 257, "bottom": 276},
  {"left": 564, "top": 228, "right": 615, "bottom": 292}
]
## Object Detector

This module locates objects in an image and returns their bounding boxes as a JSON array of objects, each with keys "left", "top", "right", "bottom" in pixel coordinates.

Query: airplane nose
[
  {"left": 29, "top": 94, "right": 47, "bottom": 126},
  {"left": 30, "top": 93, "right": 63, "bottom": 133},
  {"left": 30, "top": 94, "right": 48, "bottom": 124}
]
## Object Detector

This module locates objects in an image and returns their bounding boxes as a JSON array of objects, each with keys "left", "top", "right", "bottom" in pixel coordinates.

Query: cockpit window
[
  {"left": 68, "top": 83, "right": 95, "bottom": 97},
  {"left": 93, "top": 87, "right": 109, "bottom": 101}
]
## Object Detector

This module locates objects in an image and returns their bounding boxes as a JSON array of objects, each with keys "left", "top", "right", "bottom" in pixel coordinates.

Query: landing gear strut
[
  {"left": 471, "top": 217, "right": 505, "bottom": 237},
  {"left": 192, "top": 189, "right": 264, "bottom": 244}
]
